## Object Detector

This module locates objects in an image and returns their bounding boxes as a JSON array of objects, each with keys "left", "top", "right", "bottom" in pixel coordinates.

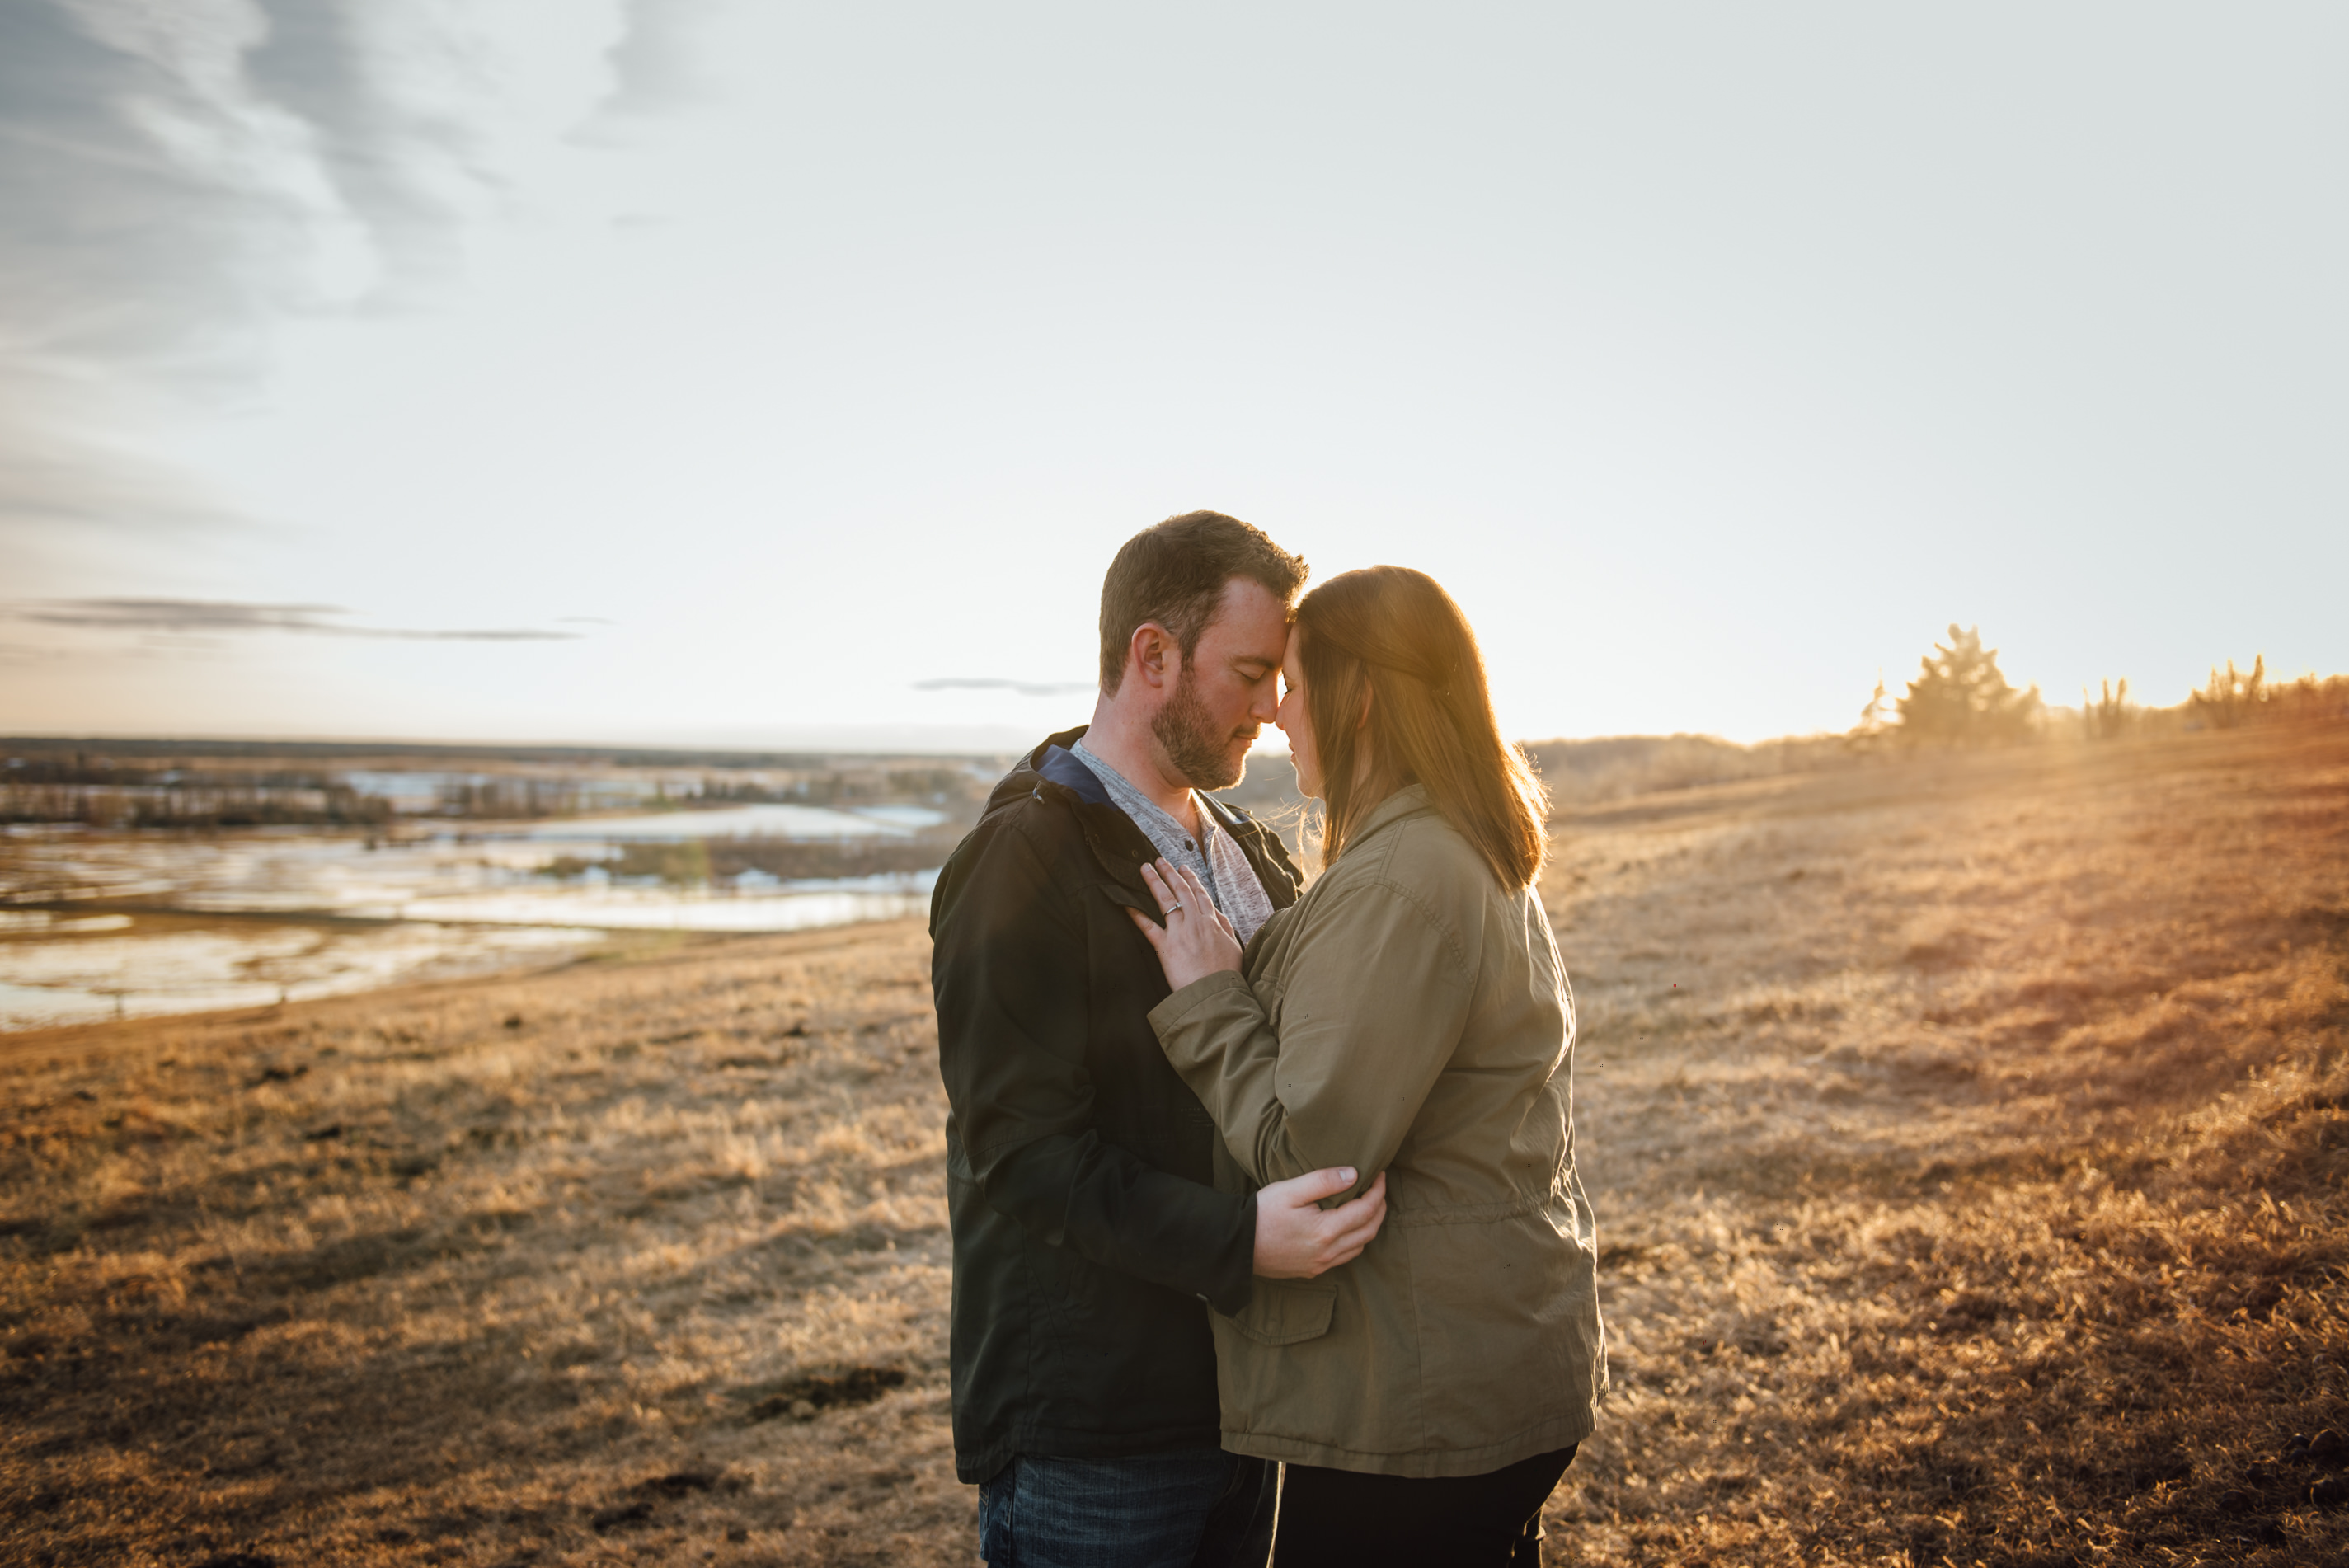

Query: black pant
[{"left": 1271, "top": 1445, "right": 1576, "bottom": 1568}]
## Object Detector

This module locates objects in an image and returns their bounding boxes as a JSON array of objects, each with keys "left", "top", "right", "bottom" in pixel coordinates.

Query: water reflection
[
  {"left": 0, "top": 920, "right": 601, "bottom": 1032},
  {"left": 0, "top": 819, "right": 944, "bottom": 1031}
]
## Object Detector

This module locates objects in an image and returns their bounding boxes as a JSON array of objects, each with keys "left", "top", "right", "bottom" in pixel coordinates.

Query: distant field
[{"left": 3, "top": 726, "right": 2344, "bottom": 1566}]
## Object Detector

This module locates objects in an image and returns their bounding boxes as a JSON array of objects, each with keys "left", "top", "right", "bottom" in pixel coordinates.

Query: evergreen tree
[{"left": 1896, "top": 625, "right": 2041, "bottom": 745}]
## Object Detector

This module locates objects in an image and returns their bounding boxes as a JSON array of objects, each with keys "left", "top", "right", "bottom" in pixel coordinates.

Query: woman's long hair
[{"left": 1296, "top": 566, "right": 1550, "bottom": 889}]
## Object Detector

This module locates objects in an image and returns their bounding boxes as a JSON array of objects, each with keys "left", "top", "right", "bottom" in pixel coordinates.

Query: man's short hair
[{"left": 1098, "top": 511, "right": 1308, "bottom": 693}]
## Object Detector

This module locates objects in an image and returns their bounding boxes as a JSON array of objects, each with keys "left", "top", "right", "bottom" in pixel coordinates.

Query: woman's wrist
[
  {"left": 1147, "top": 967, "right": 1252, "bottom": 1038},
  {"left": 1166, "top": 955, "right": 1243, "bottom": 991}
]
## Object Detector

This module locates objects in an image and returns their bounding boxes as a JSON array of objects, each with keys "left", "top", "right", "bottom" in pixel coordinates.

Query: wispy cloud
[
  {"left": 0, "top": 1, "right": 709, "bottom": 547},
  {"left": 913, "top": 677, "right": 1096, "bottom": 698},
  {"left": 600, "top": 0, "right": 723, "bottom": 119},
  {"left": 9, "top": 599, "right": 580, "bottom": 642},
  {"left": 3, "top": 2, "right": 371, "bottom": 378},
  {"left": 0, "top": 393, "right": 261, "bottom": 545},
  {"left": 0, "top": 2, "right": 656, "bottom": 367}
]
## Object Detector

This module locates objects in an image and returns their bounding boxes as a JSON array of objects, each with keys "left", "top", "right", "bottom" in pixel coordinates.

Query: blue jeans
[{"left": 979, "top": 1448, "right": 1276, "bottom": 1568}]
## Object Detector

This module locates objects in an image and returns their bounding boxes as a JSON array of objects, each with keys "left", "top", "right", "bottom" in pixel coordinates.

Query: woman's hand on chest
[{"left": 1128, "top": 859, "right": 1244, "bottom": 992}]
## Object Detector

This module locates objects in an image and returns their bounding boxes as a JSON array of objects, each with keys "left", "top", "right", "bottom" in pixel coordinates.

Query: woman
[{"left": 1129, "top": 566, "right": 1606, "bottom": 1566}]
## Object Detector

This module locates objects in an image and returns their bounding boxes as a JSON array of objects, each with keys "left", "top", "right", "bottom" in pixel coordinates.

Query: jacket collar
[
  {"left": 1011, "top": 725, "right": 1164, "bottom": 911},
  {"left": 1034, "top": 742, "right": 1112, "bottom": 806},
  {"left": 982, "top": 724, "right": 1093, "bottom": 815},
  {"left": 1040, "top": 739, "right": 1257, "bottom": 841},
  {"left": 1005, "top": 725, "right": 1303, "bottom": 913}
]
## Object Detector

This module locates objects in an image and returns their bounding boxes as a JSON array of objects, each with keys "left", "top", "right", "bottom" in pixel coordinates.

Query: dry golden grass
[
  {"left": 4, "top": 725, "right": 2345, "bottom": 1566},
  {"left": 1543, "top": 726, "right": 2349, "bottom": 1566},
  {"left": 3, "top": 928, "right": 965, "bottom": 1566}
]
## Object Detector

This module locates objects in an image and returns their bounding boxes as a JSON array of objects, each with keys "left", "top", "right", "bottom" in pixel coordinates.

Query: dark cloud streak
[{"left": 9, "top": 599, "right": 580, "bottom": 642}]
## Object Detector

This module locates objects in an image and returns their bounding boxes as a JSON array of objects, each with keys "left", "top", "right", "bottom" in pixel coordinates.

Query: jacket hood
[{"left": 981, "top": 724, "right": 1094, "bottom": 815}]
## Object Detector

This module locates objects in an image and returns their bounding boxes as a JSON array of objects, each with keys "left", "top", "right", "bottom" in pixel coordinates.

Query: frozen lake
[
  {"left": 0, "top": 813, "right": 947, "bottom": 1031},
  {"left": 0, "top": 913, "right": 604, "bottom": 1032}
]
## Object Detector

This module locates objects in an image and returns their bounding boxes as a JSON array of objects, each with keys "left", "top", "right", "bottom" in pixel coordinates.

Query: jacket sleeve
[
  {"left": 1147, "top": 880, "right": 1473, "bottom": 1195},
  {"left": 933, "top": 811, "right": 1257, "bottom": 1314}
]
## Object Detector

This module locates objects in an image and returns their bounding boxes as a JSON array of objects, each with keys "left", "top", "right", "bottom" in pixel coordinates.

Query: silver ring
[{"left": 1166, "top": 900, "right": 1183, "bottom": 914}]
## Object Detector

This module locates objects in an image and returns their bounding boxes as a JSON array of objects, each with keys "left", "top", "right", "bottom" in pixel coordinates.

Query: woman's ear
[{"left": 1355, "top": 685, "right": 1374, "bottom": 732}]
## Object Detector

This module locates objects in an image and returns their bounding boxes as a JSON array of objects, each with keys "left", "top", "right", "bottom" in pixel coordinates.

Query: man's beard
[{"left": 1153, "top": 670, "right": 1251, "bottom": 791}]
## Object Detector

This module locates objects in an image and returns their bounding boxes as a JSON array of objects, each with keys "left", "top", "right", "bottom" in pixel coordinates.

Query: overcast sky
[{"left": 3, "top": 2, "right": 2343, "bottom": 749}]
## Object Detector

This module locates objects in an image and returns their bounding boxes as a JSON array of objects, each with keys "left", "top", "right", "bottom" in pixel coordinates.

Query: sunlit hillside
[{"left": 3, "top": 723, "right": 2344, "bottom": 1566}]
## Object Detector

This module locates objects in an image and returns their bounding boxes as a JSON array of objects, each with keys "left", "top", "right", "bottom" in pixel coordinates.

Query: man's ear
[{"left": 1128, "top": 622, "right": 1180, "bottom": 692}]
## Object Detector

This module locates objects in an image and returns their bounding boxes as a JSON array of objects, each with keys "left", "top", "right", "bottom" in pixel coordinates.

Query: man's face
[{"left": 1152, "top": 577, "right": 1290, "bottom": 791}]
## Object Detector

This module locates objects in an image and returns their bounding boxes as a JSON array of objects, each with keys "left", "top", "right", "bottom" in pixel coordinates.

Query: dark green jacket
[
  {"left": 930, "top": 726, "right": 1305, "bottom": 1484},
  {"left": 1150, "top": 785, "right": 1607, "bottom": 1477}
]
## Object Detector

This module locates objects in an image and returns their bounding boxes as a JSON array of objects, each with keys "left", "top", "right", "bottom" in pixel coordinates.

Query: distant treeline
[
  {"left": 3, "top": 756, "right": 369, "bottom": 791},
  {"left": 1863, "top": 627, "right": 2348, "bottom": 749},
  {"left": 0, "top": 744, "right": 1007, "bottom": 830},
  {"left": 9, "top": 640, "right": 2337, "bottom": 839},
  {"left": 0, "top": 771, "right": 393, "bottom": 829},
  {"left": 698, "top": 766, "right": 997, "bottom": 817},
  {"left": 0, "top": 738, "right": 867, "bottom": 770},
  {"left": 2176, "top": 657, "right": 2347, "bottom": 734},
  {"left": 370, "top": 766, "right": 997, "bottom": 823}
]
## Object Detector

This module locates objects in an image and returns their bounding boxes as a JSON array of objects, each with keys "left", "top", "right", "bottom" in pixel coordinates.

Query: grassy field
[{"left": 4, "top": 725, "right": 2345, "bottom": 1566}]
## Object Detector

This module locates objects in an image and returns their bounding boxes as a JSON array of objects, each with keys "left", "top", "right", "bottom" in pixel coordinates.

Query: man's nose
[{"left": 1249, "top": 678, "right": 1280, "bottom": 723}]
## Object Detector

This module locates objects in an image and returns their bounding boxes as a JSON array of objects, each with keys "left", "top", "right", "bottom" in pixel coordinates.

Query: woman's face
[{"left": 1276, "top": 631, "right": 1322, "bottom": 798}]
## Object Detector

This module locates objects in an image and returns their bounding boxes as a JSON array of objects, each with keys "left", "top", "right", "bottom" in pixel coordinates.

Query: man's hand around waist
[{"left": 1252, "top": 1167, "right": 1387, "bottom": 1279}]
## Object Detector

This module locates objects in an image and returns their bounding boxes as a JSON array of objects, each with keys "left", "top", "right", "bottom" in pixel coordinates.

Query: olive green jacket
[{"left": 1147, "top": 785, "right": 1606, "bottom": 1477}]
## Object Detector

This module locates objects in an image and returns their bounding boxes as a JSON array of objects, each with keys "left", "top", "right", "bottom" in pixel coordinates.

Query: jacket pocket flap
[
  {"left": 1094, "top": 882, "right": 1167, "bottom": 927},
  {"left": 1224, "top": 1280, "right": 1337, "bottom": 1347},
  {"left": 1097, "top": 882, "right": 1154, "bottom": 913}
]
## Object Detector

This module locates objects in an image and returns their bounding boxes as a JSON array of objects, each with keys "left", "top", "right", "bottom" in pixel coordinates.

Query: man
[{"left": 931, "top": 512, "right": 1390, "bottom": 1567}]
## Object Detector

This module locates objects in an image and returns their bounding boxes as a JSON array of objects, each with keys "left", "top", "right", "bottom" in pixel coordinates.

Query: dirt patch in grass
[{"left": 5, "top": 725, "right": 2345, "bottom": 1564}]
